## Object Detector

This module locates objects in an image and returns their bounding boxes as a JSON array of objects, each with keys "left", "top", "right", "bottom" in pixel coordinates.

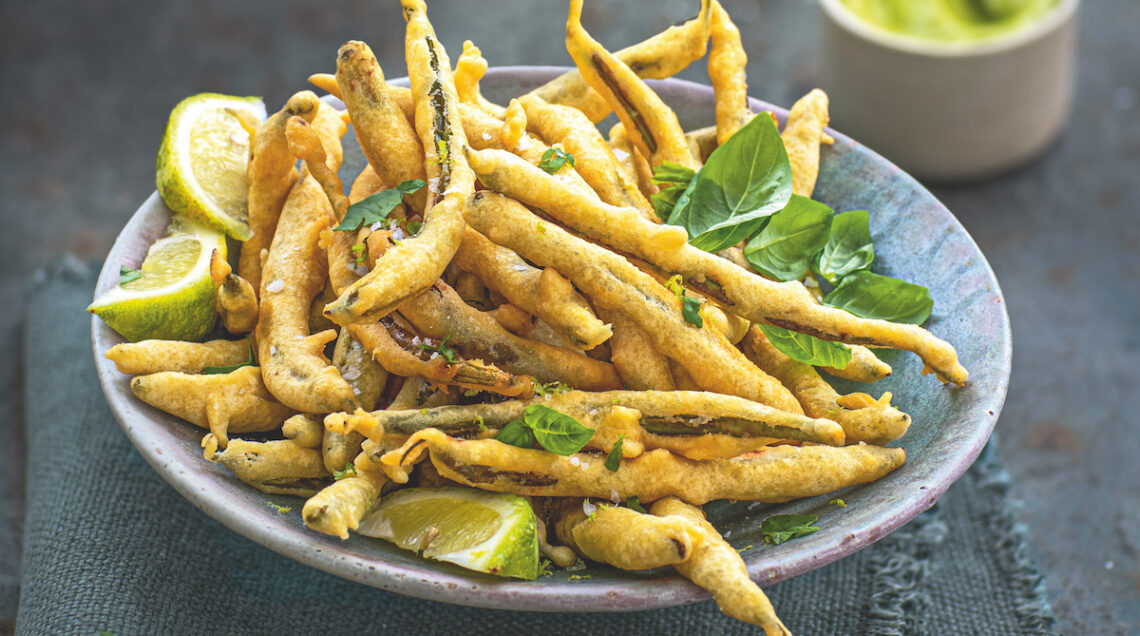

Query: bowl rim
[
  {"left": 91, "top": 66, "right": 1012, "bottom": 612},
  {"left": 819, "top": 0, "right": 1079, "bottom": 58}
]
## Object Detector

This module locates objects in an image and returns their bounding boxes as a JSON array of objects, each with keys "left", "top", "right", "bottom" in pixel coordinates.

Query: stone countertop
[{"left": 1, "top": 1, "right": 1136, "bottom": 633}]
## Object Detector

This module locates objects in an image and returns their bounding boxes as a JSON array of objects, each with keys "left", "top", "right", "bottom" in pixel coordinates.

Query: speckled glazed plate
[{"left": 92, "top": 67, "right": 1011, "bottom": 612}]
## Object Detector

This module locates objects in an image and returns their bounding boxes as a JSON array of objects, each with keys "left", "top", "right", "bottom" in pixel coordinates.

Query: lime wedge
[
  {"left": 155, "top": 93, "right": 265, "bottom": 241},
  {"left": 90, "top": 218, "right": 226, "bottom": 342},
  {"left": 358, "top": 487, "right": 539, "bottom": 580}
]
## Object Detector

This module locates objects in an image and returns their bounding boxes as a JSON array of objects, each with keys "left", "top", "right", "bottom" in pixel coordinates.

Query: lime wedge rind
[{"left": 358, "top": 487, "right": 539, "bottom": 581}]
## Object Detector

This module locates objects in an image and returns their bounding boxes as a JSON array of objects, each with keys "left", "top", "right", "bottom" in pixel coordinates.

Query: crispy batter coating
[
  {"left": 782, "top": 88, "right": 830, "bottom": 198},
  {"left": 301, "top": 471, "right": 386, "bottom": 539},
  {"left": 463, "top": 189, "right": 802, "bottom": 411},
  {"left": 238, "top": 91, "right": 321, "bottom": 291},
  {"left": 397, "top": 281, "right": 621, "bottom": 390},
  {"left": 453, "top": 40, "right": 506, "bottom": 118},
  {"left": 454, "top": 227, "right": 611, "bottom": 349},
  {"left": 821, "top": 345, "right": 893, "bottom": 384},
  {"left": 518, "top": 94, "right": 655, "bottom": 219},
  {"left": 328, "top": 390, "right": 842, "bottom": 448},
  {"left": 467, "top": 147, "right": 967, "bottom": 384},
  {"left": 324, "top": 6, "right": 472, "bottom": 325},
  {"left": 529, "top": 0, "right": 712, "bottom": 123},
  {"left": 652, "top": 497, "right": 790, "bottom": 636},
  {"left": 708, "top": 1, "right": 752, "bottom": 145},
  {"left": 599, "top": 308, "right": 675, "bottom": 391},
  {"left": 210, "top": 248, "right": 258, "bottom": 334},
  {"left": 741, "top": 326, "right": 911, "bottom": 445},
  {"left": 131, "top": 366, "right": 294, "bottom": 448},
  {"left": 256, "top": 169, "right": 355, "bottom": 413},
  {"left": 106, "top": 338, "right": 250, "bottom": 375},
  {"left": 202, "top": 433, "right": 329, "bottom": 496},
  {"left": 334, "top": 40, "right": 427, "bottom": 213},
  {"left": 381, "top": 428, "right": 903, "bottom": 504},
  {"left": 282, "top": 414, "right": 325, "bottom": 448},
  {"left": 565, "top": 0, "right": 698, "bottom": 169},
  {"left": 556, "top": 502, "right": 694, "bottom": 570},
  {"left": 500, "top": 98, "right": 527, "bottom": 150}
]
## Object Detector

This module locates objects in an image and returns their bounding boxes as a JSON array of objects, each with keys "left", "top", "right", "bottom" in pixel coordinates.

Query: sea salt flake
[
  {"left": 582, "top": 500, "right": 596, "bottom": 517},
  {"left": 569, "top": 456, "right": 581, "bottom": 467},
  {"left": 266, "top": 279, "right": 285, "bottom": 293},
  {"left": 342, "top": 366, "right": 362, "bottom": 381}
]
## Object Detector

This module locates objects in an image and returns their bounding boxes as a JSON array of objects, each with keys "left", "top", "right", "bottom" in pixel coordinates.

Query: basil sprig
[
  {"left": 824, "top": 270, "right": 933, "bottom": 324},
  {"left": 814, "top": 210, "right": 874, "bottom": 284},
  {"left": 758, "top": 324, "right": 852, "bottom": 369},
  {"left": 663, "top": 115, "right": 792, "bottom": 252},
  {"left": 494, "top": 404, "right": 595, "bottom": 456},
  {"left": 604, "top": 434, "right": 625, "bottom": 472},
  {"left": 334, "top": 179, "right": 426, "bottom": 232},
  {"left": 538, "top": 148, "right": 576, "bottom": 174},
  {"left": 760, "top": 513, "right": 819, "bottom": 545},
  {"left": 743, "top": 195, "right": 833, "bottom": 282}
]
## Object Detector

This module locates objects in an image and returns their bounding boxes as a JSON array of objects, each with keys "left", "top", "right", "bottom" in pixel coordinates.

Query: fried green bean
[
  {"left": 105, "top": 338, "right": 250, "bottom": 375},
  {"left": 517, "top": 94, "right": 654, "bottom": 219},
  {"left": 381, "top": 428, "right": 904, "bottom": 504},
  {"left": 821, "top": 345, "right": 893, "bottom": 384},
  {"left": 782, "top": 88, "right": 830, "bottom": 198},
  {"left": 334, "top": 40, "right": 427, "bottom": 213},
  {"left": 210, "top": 248, "right": 258, "bottom": 334},
  {"left": 327, "top": 390, "right": 842, "bottom": 448},
  {"left": 599, "top": 308, "right": 675, "bottom": 391},
  {"left": 463, "top": 189, "right": 802, "bottom": 411},
  {"left": 454, "top": 227, "right": 611, "bottom": 349},
  {"left": 324, "top": 4, "right": 472, "bottom": 324},
  {"left": 453, "top": 40, "right": 506, "bottom": 118},
  {"left": 708, "top": 0, "right": 752, "bottom": 145},
  {"left": 741, "top": 325, "right": 911, "bottom": 445},
  {"left": 202, "top": 433, "right": 329, "bottom": 497},
  {"left": 554, "top": 501, "right": 694, "bottom": 570},
  {"left": 238, "top": 91, "right": 321, "bottom": 291},
  {"left": 397, "top": 281, "right": 621, "bottom": 391},
  {"left": 565, "top": 0, "right": 698, "bottom": 169},
  {"left": 283, "top": 414, "right": 325, "bottom": 448},
  {"left": 529, "top": 0, "right": 712, "bottom": 123},
  {"left": 131, "top": 366, "right": 294, "bottom": 448},
  {"left": 652, "top": 497, "right": 790, "bottom": 636},
  {"left": 466, "top": 147, "right": 967, "bottom": 384}
]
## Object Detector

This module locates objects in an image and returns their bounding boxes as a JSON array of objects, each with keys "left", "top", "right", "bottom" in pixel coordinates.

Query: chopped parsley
[
  {"left": 333, "top": 462, "right": 357, "bottom": 481},
  {"left": 267, "top": 501, "right": 292, "bottom": 515},
  {"left": 416, "top": 336, "right": 460, "bottom": 363},
  {"left": 665, "top": 275, "right": 703, "bottom": 327}
]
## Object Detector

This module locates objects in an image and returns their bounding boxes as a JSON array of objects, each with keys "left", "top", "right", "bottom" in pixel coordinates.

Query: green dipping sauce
[{"left": 840, "top": 0, "right": 1061, "bottom": 42}]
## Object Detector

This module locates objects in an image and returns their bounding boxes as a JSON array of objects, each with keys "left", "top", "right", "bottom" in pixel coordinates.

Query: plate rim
[{"left": 91, "top": 65, "right": 1012, "bottom": 612}]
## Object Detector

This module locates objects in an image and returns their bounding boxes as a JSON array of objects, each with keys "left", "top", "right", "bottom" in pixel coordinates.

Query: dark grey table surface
[{"left": 1, "top": 1, "right": 1137, "bottom": 634}]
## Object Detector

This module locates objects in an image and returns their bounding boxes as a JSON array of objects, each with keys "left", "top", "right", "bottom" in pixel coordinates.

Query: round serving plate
[{"left": 92, "top": 66, "right": 1011, "bottom": 612}]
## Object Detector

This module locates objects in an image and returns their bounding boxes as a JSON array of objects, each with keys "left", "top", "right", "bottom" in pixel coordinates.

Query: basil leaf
[
  {"left": 823, "top": 270, "right": 933, "bottom": 325},
  {"left": 523, "top": 404, "right": 595, "bottom": 456},
  {"left": 760, "top": 513, "right": 819, "bottom": 545},
  {"left": 649, "top": 162, "right": 696, "bottom": 221},
  {"left": 680, "top": 295, "right": 703, "bottom": 328},
  {"left": 666, "top": 115, "right": 792, "bottom": 252},
  {"left": 119, "top": 266, "right": 143, "bottom": 285},
  {"left": 743, "top": 195, "right": 834, "bottom": 281},
  {"left": 416, "top": 336, "right": 460, "bottom": 363},
  {"left": 627, "top": 496, "right": 647, "bottom": 514},
  {"left": 604, "top": 434, "right": 625, "bottom": 472},
  {"left": 334, "top": 179, "right": 426, "bottom": 232},
  {"left": 758, "top": 324, "right": 851, "bottom": 369},
  {"left": 538, "top": 148, "right": 575, "bottom": 174},
  {"left": 494, "top": 418, "right": 537, "bottom": 449},
  {"left": 202, "top": 338, "right": 255, "bottom": 375},
  {"left": 814, "top": 210, "right": 874, "bottom": 284}
]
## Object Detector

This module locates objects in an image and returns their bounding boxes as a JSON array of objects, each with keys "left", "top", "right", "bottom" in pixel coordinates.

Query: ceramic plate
[{"left": 92, "top": 67, "right": 1011, "bottom": 612}]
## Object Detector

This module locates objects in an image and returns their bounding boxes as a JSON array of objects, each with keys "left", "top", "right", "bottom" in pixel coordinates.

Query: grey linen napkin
[{"left": 15, "top": 263, "right": 1059, "bottom": 636}]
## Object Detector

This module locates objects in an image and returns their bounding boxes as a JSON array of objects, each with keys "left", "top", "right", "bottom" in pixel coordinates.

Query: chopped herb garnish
[
  {"left": 736, "top": 544, "right": 754, "bottom": 553},
  {"left": 568, "top": 574, "right": 592, "bottom": 580},
  {"left": 416, "top": 336, "right": 460, "bottom": 363},
  {"left": 267, "top": 501, "right": 292, "bottom": 515},
  {"left": 604, "top": 434, "right": 625, "bottom": 472},
  {"left": 119, "top": 266, "right": 142, "bottom": 285},
  {"left": 474, "top": 414, "right": 487, "bottom": 432},
  {"left": 760, "top": 513, "right": 819, "bottom": 545},
  {"left": 202, "top": 338, "right": 254, "bottom": 375},
  {"left": 405, "top": 220, "right": 423, "bottom": 235},
  {"left": 463, "top": 389, "right": 480, "bottom": 397},
  {"left": 333, "top": 462, "right": 357, "bottom": 481},
  {"left": 536, "top": 221, "right": 547, "bottom": 234},
  {"left": 665, "top": 275, "right": 703, "bottom": 327},
  {"left": 334, "top": 179, "right": 426, "bottom": 232},
  {"left": 627, "top": 496, "right": 647, "bottom": 514},
  {"left": 829, "top": 498, "right": 847, "bottom": 508},
  {"left": 534, "top": 380, "right": 573, "bottom": 396},
  {"left": 351, "top": 242, "right": 366, "bottom": 266},
  {"left": 494, "top": 404, "right": 594, "bottom": 455},
  {"left": 538, "top": 147, "right": 576, "bottom": 174},
  {"left": 539, "top": 559, "right": 553, "bottom": 577}
]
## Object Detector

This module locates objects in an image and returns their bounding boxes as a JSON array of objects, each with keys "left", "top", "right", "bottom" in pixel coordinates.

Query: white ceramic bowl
[{"left": 820, "top": 0, "right": 1079, "bottom": 182}]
